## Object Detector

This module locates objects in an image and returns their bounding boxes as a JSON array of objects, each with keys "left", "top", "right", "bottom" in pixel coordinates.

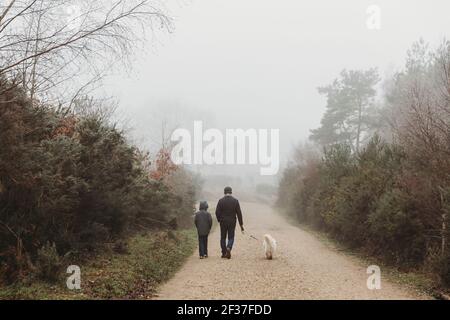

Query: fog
[{"left": 101, "top": 0, "right": 450, "bottom": 187}]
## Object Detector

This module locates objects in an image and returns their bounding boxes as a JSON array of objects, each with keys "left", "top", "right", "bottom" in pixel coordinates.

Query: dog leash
[{"left": 242, "top": 231, "right": 259, "bottom": 241}]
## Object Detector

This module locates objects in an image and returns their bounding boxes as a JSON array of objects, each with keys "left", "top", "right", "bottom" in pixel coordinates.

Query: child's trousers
[{"left": 198, "top": 235, "right": 208, "bottom": 257}]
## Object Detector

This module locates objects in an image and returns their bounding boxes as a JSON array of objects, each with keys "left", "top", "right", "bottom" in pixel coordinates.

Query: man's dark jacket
[
  {"left": 215, "top": 195, "right": 243, "bottom": 226},
  {"left": 195, "top": 210, "right": 213, "bottom": 236}
]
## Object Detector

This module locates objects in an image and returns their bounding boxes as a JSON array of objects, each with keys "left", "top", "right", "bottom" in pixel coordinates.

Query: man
[
  {"left": 215, "top": 187, "right": 244, "bottom": 259},
  {"left": 194, "top": 201, "right": 213, "bottom": 259}
]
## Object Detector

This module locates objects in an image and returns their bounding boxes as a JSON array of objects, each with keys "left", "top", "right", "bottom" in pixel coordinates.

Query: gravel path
[{"left": 156, "top": 202, "right": 430, "bottom": 300}]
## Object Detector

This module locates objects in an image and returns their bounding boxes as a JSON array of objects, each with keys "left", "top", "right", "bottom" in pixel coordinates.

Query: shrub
[
  {"left": 278, "top": 136, "right": 442, "bottom": 270},
  {"left": 435, "top": 252, "right": 450, "bottom": 287},
  {"left": 35, "top": 242, "right": 62, "bottom": 283},
  {"left": 368, "top": 189, "right": 427, "bottom": 265},
  {"left": 0, "top": 80, "right": 199, "bottom": 282}
]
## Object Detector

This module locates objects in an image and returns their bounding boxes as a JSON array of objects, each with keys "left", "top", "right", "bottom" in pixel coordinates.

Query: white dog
[{"left": 263, "top": 234, "right": 277, "bottom": 260}]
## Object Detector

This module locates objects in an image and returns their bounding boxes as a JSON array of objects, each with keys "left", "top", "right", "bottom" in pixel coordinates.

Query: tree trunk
[
  {"left": 440, "top": 187, "right": 447, "bottom": 256},
  {"left": 356, "top": 98, "right": 362, "bottom": 153},
  {"left": 443, "top": 212, "right": 447, "bottom": 256}
]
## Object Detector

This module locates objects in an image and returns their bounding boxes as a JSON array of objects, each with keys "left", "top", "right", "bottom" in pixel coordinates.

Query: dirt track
[{"left": 156, "top": 202, "right": 430, "bottom": 300}]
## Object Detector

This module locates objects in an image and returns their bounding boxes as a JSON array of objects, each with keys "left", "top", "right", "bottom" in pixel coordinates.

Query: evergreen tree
[{"left": 310, "top": 68, "right": 380, "bottom": 152}]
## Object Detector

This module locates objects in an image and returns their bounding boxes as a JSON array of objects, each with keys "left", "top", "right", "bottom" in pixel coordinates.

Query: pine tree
[{"left": 310, "top": 68, "right": 380, "bottom": 152}]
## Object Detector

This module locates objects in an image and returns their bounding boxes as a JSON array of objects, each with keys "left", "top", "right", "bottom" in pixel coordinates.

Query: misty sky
[{"left": 102, "top": 0, "right": 450, "bottom": 182}]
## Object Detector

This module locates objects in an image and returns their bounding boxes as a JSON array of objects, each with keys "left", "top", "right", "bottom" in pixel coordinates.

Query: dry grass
[{"left": 0, "top": 230, "right": 197, "bottom": 300}]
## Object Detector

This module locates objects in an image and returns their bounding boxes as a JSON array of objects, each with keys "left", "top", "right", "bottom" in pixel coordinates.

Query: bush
[
  {"left": 368, "top": 189, "right": 427, "bottom": 265},
  {"left": 35, "top": 243, "right": 62, "bottom": 283},
  {"left": 435, "top": 252, "right": 450, "bottom": 287},
  {"left": 278, "top": 136, "right": 447, "bottom": 271},
  {"left": 0, "top": 80, "right": 199, "bottom": 282}
]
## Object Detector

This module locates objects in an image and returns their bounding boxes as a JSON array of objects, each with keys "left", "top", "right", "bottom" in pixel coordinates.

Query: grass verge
[{"left": 0, "top": 229, "right": 197, "bottom": 300}]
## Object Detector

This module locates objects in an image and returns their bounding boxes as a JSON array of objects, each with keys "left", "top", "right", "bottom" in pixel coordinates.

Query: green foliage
[
  {"left": 434, "top": 252, "right": 450, "bottom": 287},
  {"left": 279, "top": 136, "right": 445, "bottom": 270},
  {"left": 282, "top": 40, "right": 450, "bottom": 287},
  {"left": 35, "top": 242, "right": 62, "bottom": 283},
  {"left": 310, "top": 68, "right": 380, "bottom": 151},
  {"left": 0, "top": 80, "right": 198, "bottom": 283},
  {"left": 368, "top": 189, "right": 427, "bottom": 265}
]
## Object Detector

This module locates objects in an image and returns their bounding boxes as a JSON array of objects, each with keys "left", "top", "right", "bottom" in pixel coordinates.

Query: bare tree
[
  {"left": 389, "top": 39, "right": 450, "bottom": 255},
  {"left": 0, "top": 0, "right": 171, "bottom": 105}
]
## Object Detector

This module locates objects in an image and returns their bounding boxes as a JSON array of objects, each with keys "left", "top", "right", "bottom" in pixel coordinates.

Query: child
[{"left": 194, "top": 201, "right": 213, "bottom": 259}]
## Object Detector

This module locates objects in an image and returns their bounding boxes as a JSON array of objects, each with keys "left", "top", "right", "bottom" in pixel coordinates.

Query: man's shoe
[
  {"left": 204, "top": 255, "right": 208, "bottom": 259},
  {"left": 221, "top": 253, "right": 227, "bottom": 258},
  {"left": 226, "top": 248, "right": 231, "bottom": 259},
  {"left": 200, "top": 256, "right": 204, "bottom": 259}
]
